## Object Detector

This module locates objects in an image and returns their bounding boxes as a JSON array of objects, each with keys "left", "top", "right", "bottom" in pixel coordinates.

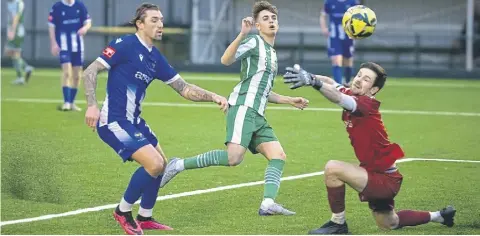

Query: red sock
[
  {"left": 397, "top": 210, "right": 430, "bottom": 227},
  {"left": 327, "top": 185, "right": 346, "bottom": 213}
]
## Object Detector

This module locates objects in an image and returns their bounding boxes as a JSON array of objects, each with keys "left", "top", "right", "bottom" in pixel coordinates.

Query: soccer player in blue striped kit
[
  {"left": 48, "top": 0, "right": 91, "bottom": 111},
  {"left": 82, "top": 3, "right": 228, "bottom": 235}
]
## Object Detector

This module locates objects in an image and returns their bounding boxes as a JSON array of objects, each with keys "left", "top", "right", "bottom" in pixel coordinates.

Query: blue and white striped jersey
[
  {"left": 48, "top": 0, "right": 90, "bottom": 52},
  {"left": 96, "top": 34, "right": 179, "bottom": 126}
]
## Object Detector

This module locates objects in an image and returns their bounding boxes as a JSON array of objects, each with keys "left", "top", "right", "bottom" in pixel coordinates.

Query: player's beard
[{"left": 153, "top": 31, "right": 162, "bottom": 41}]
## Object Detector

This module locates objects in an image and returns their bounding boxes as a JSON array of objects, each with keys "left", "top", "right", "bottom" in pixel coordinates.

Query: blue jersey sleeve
[
  {"left": 97, "top": 37, "right": 128, "bottom": 69},
  {"left": 78, "top": 2, "right": 91, "bottom": 25},
  {"left": 155, "top": 54, "right": 179, "bottom": 84},
  {"left": 48, "top": 4, "right": 58, "bottom": 27},
  {"left": 323, "top": 0, "right": 331, "bottom": 14}
]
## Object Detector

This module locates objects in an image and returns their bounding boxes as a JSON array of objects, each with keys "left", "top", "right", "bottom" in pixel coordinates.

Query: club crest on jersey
[
  {"left": 134, "top": 132, "right": 146, "bottom": 141},
  {"left": 102, "top": 46, "right": 116, "bottom": 58}
]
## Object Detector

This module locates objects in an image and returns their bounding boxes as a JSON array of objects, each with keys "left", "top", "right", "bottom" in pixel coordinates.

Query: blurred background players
[
  {"left": 5, "top": 0, "right": 34, "bottom": 85},
  {"left": 320, "top": 0, "right": 359, "bottom": 86},
  {"left": 48, "top": 0, "right": 91, "bottom": 111}
]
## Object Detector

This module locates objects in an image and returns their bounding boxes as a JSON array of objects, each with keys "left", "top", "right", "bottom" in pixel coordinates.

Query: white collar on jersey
[
  {"left": 135, "top": 33, "right": 153, "bottom": 52},
  {"left": 62, "top": 0, "right": 75, "bottom": 7}
]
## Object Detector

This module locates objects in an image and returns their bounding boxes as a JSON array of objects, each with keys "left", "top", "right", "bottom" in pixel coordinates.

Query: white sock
[
  {"left": 118, "top": 197, "right": 133, "bottom": 212},
  {"left": 261, "top": 198, "right": 275, "bottom": 209},
  {"left": 138, "top": 206, "right": 153, "bottom": 218},
  {"left": 429, "top": 211, "right": 444, "bottom": 223},
  {"left": 331, "top": 211, "right": 346, "bottom": 224},
  {"left": 175, "top": 159, "right": 185, "bottom": 171}
]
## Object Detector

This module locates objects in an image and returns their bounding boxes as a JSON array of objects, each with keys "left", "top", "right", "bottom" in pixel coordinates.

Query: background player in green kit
[
  {"left": 5, "top": 0, "right": 34, "bottom": 85},
  {"left": 160, "top": 1, "right": 309, "bottom": 215}
]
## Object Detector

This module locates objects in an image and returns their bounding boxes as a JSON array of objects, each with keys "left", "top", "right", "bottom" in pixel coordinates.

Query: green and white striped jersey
[
  {"left": 7, "top": 0, "right": 25, "bottom": 38},
  {"left": 228, "top": 35, "right": 278, "bottom": 116}
]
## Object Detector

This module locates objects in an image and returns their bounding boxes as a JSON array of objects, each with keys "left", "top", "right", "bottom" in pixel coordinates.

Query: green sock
[
  {"left": 183, "top": 150, "right": 230, "bottom": 169},
  {"left": 12, "top": 58, "right": 24, "bottom": 78},
  {"left": 264, "top": 159, "right": 285, "bottom": 199}
]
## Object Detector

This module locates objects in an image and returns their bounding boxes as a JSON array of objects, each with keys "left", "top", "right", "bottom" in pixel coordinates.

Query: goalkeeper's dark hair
[
  {"left": 252, "top": 1, "right": 278, "bottom": 20},
  {"left": 130, "top": 3, "right": 160, "bottom": 30},
  {"left": 360, "top": 62, "right": 387, "bottom": 91}
]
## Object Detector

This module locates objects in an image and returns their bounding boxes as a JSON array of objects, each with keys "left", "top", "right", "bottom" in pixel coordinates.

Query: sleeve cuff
[
  {"left": 164, "top": 74, "right": 181, "bottom": 84},
  {"left": 96, "top": 57, "right": 111, "bottom": 70}
]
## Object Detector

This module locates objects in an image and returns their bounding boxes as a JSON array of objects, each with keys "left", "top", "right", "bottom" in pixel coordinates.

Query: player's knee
[
  {"left": 331, "top": 56, "right": 342, "bottom": 66},
  {"left": 343, "top": 58, "right": 353, "bottom": 67},
  {"left": 272, "top": 151, "right": 287, "bottom": 161},
  {"left": 72, "top": 74, "right": 81, "bottom": 87},
  {"left": 72, "top": 73, "right": 80, "bottom": 81},
  {"left": 227, "top": 152, "right": 244, "bottom": 166},
  {"left": 62, "top": 70, "right": 71, "bottom": 80},
  {"left": 375, "top": 220, "right": 397, "bottom": 230},
  {"left": 144, "top": 159, "right": 165, "bottom": 177},
  {"left": 374, "top": 212, "right": 399, "bottom": 230},
  {"left": 324, "top": 160, "right": 343, "bottom": 177}
]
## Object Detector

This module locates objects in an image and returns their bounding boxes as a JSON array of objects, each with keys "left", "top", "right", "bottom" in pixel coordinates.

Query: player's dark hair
[
  {"left": 252, "top": 1, "right": 278, "bottom": 20},
  {"left": 130, "top": 3, "right": 160, "bottom": 30},
  {"left": 360, "top": 62, "right": 387, "bottom": 92}
]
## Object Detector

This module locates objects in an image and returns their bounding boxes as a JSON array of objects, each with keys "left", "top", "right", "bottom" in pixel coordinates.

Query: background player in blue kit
[
  {"left": 320, "top": 0, "right": 359, "bottom": 86},
  {"left": 82, "top": 3, "right": 228, "bottom": 235},
  {"left": 48, "top": 0, "right": 91, "bottom": 111}
]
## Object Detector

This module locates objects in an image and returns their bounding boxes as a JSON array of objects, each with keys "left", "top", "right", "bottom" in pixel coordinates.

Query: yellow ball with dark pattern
[{"left": 342, "top": 5, "right": 377, "bottom": 40}]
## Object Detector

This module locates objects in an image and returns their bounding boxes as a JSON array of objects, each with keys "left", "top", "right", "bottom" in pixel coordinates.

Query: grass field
[{"left": 1, "top": 68, "right": 480, "bottom": 235}]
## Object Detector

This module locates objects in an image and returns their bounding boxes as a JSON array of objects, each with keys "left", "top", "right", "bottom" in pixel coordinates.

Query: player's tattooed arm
[
  {"left": 169, "top": 77, "right": 216, "bottom": 101},
  {"left": 83, "top": 60, "right": 107, "bottom": 106},
  {"left": 169, "top": 77, "right": 228, "bottom": 112}
]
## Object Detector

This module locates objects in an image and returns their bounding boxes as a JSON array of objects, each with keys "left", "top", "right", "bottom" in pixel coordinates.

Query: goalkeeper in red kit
[{"left": 283, "top": 62, "right": 456, "bottom": 235}]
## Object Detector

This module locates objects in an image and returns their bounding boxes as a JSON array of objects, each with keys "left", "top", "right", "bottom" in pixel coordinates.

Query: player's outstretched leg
[
  {"left": 160, "top": 150, "right": 230, "bottom": 188},
  {"left": 256, "top": 141, "right": 295, "bottom": 216},
  {"left": 160, "top": 144, "right": 246, "bottom": 188},
  {"left": 393, "top": 205, "right": 456, "bottom": 229},
  {"left": 136, "top": 174, "right": 173, "bottom": 231}
]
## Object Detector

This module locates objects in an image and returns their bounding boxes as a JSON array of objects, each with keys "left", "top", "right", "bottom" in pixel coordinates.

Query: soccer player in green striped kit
[
  {"left": 161, "top": 1, "right": 309, "bottom": 215},
  {"left": 5, "top": 0, "right": 34, "bottom": 85}
]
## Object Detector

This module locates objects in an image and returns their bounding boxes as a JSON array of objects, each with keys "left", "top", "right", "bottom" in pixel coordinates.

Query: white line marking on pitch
[
  {"left": 1, "top": 158, "right": 479, "bottom": 227},
  {"left": 2, "top": 70, "right": 480, "bottom": 88},
  {"left": 2, "top": 98, "right": 480, "bottom": 117}
]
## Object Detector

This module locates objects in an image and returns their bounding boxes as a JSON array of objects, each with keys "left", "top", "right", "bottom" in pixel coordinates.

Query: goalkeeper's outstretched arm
[{"left": 283, "top": 66, "right": 357, "bottom": 111}]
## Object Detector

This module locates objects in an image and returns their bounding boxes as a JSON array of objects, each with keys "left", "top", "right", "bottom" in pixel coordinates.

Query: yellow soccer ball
[{"left": 342, "top": 5, "right": 377, "bottom": 39}]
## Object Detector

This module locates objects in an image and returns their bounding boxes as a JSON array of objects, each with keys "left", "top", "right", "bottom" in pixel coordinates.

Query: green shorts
[
  {"left": 5, "top": 37, "right": 24, "bottom": 51},
  {"left": 225, "top": 105, "right": 278, "bottom": 154}
]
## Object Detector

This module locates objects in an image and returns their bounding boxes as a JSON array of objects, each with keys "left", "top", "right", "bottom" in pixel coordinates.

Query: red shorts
[{"left": 358, "top": 169, "right": 403, "bottom": 212}]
